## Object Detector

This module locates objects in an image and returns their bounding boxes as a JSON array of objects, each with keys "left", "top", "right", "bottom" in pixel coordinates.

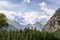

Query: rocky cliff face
[{"left": 43, "top": 8, "right": 60, "bottom": 32}]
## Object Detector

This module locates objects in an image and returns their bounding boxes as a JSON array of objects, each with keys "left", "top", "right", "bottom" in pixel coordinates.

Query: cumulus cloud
[
  {"left": 24, "top": 0, "right": 30, "bottom": 3},
  {"left": 0, "top": 10, "right": 44, "bottom": 24},
  {"left": 39, "top": 2, "right": 55, "bottom": 16},
  {"left": 39, "top": 2, "right": 46, "bottom": 8},
  {"left": 0, "top": 1, "right": 17, "bottom": 9},
  {"left": 0, "top": 10, "right": 17, "bottom": 20},
  {"left": 0, "top": 10, "right": 49, "bottom": 25},
  {"left": 0, "top": 1, "right": 55, "bottom": 25},
  {"left": 22, "top": 11, "right": 40, "bottom": 24},
  {"left": 38, "top": 2, "right": 55, "bottom": 24}
]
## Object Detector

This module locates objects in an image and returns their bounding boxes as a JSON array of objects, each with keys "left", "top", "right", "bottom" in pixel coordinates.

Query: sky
[{"left": 0, "top": 0, "right": 60, "bottom": 25}]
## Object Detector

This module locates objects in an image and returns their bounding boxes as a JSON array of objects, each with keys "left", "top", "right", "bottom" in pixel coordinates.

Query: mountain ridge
[
  {"left": 43, "top": 8, "right": 60, "bottom": 32},
  {"left": 7, "top": 19, "right": 43, "bottom": 31}
]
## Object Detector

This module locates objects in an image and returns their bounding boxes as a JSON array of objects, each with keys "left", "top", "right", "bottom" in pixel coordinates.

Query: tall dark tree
[{"left": 0, "top": 13, "right": 8, "bottom": 30}]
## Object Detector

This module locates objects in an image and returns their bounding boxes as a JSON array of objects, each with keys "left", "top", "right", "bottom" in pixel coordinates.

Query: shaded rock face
[{"left": 43, "top": 8, "right": 60, "bottom": 32}]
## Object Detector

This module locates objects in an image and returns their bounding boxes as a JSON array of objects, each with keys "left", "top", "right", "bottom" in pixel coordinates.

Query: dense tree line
[
  {"left": 0, "top": 13, "right": 8, "bottom": 30},
  {"left": 0, "top": 28, "right": 60, "bottom": 40}
]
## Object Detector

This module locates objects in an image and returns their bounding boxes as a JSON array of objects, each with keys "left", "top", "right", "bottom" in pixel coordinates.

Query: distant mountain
[
  {"left": 7, "top": 19, "right": 18, "bottom": 31},
  {"left": 43, "top": 8, "right": 60, "bottom": 32},
  {"left": 7, "top": 24, "right": 17, "bottom": 31},
  {"left": 27, "top": 22, "right": 43, "bottom": 31},
  {"left": 34, "top": 22, "right": 43, "bottom": 31},
  {"left": 7, "top": 19, "right": 26, "bottom": 30},
  {"left": 6, "top": 19, "right": 43, "bottom": 31}
]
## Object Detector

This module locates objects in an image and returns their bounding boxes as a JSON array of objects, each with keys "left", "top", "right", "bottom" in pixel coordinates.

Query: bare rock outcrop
[{"left": 43, "top": 8, "right": 60, "bottom": 32}]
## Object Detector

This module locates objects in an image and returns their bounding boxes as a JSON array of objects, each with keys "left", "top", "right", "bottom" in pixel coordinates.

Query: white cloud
[
  {"left": 0, "top": 1, "right": 9, "bottom": 7},
  {"left": 0, "top": 1, "right": 17, "bottom": 8},
  {"left": 24, "top": 0, "right": 30, "bottom": 3},
  {"left": 39, "top": 2, "right": 46, "bottom": 8},
  {"left": 22, "top": 11, "right": 40, "bottom": 24},
  {"left": 0, "top": 10, "right": 17, "bottom": 20},
  {"left": 39, "top": 2, "right": 55, "bottom": 16},
  {"left": 0, "top": 2, "right": 55, "bottom": 25},
  {"left": 0, "top": 10, "right": 36, "bottom": 24},
  {"left": 0, "top": 10, "right": 48, "bottom": 24},
  {"left": 38, "top": 2, "right": 55, "bottom": 24}
]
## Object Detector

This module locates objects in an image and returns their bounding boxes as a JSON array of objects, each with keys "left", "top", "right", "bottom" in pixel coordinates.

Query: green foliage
[
  {"left": 0, "top": 28, "right": 60, "bottom": 40},
  {"left": 0, "top": 13, "right": 8, "bottom": 29}
]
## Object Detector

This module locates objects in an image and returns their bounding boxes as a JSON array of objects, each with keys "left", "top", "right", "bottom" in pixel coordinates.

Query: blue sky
[{"left": 0, "top": 0, "right": 60, "bottom": 25}]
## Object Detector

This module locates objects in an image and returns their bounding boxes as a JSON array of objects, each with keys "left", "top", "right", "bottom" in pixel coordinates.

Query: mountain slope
[
  {"left": 7, "top": 24, "right": 18, "bottom": 31},
  {"left": 27, "top": 22, "right": 43, "bottom": 31},
  {"left": 7, "top": 19, "right": 18, "bottom": 31},
  {"left": 7, "top": 18, "right": 43, "bottom": 31},
  {"left": 5, "top": 15, "right": 43, "bottom": 31},
  {"left": 7, "top": 19, "right": 26, "bottom": 30},
  {"left": 43, "top": 8, "right": 60, "bottom": 32}
]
